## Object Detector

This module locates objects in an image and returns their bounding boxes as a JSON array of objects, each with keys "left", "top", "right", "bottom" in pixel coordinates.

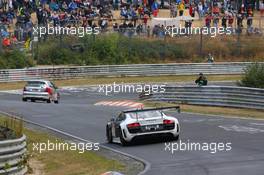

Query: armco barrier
[
  {"left": 140, "top": 86, "right": 264, "bottom": 110},
  {"left": 0, "top": 135, "right": 27, "bottom": 175},
  {"left": 0, "top": 62, "right": 261, "bottom": 82}
]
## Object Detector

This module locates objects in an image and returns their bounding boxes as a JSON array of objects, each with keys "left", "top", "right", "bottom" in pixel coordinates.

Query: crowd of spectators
[
  {"left": 0, "top": 0, "right": 113, "bottom": 48},
  {"left": 169, "top": 0, "right": 264, "bottom": 34},
  {"left": 0, "top": 0, "right": 263, "bottom": 48}
]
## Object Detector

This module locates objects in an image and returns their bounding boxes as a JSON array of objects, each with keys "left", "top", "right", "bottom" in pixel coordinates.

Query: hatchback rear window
[{"left": 26, "top": 81, "right": 46, "bottom": 87}]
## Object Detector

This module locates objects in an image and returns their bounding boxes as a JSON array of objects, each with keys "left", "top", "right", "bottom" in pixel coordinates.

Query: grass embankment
[
  {"left": 143, "top": 101, "right": 264, "bottom": 120},
  {"left": 0, "top": 74, "right": 241, "bottom": 91},
  {"left": 36, "top": 34, "right": 264, "bottom": 67},
  {"left": 0, "top": 116, "right": 124, "bottom": 175}
]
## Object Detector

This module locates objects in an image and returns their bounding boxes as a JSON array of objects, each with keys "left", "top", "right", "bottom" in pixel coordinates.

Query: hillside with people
[{"left": 0, "top": 0, "right": 263, "bottom": 68}]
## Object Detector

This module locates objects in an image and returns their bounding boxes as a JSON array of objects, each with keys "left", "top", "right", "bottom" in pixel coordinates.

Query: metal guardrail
[
  {"left": 140, "top": 86, "right": 264, "bottom": 110},
  {"left": 0, "top": 62, "right": 261, "bottom": 82},
  {"left": 0, "top": 134, "right": 27, "bottom": 175}
]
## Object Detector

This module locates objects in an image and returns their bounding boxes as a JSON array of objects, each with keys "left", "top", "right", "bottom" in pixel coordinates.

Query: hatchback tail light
[{"left": 45, "top": 87, "right": 52, "bottom": 95}]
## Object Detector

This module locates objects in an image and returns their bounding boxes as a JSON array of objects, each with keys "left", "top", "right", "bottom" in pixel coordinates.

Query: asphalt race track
[{"left": 0, "top": 87, "right": 264, "bottom": 175}]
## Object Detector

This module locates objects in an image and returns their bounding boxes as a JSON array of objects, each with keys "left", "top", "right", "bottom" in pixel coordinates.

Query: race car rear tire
[
  {"left": 106, "top": 125, "right": 113, "bottom": 143},
  {"left": 119, "top": 130, "right": 129, "bottom": 146},
  {"left": 54, "top": 100, "right": 59, "bottom": 104},
  {"left": 47, "top": 99, "right": 51, "bottom": 103},
  {"left": 31, "top": 99, "right": 35, "bottom": 102},
  {"left": 173, "top": 135, "right": 179, "bottom": 141},
  {"left": 22, "top": 98, "right": 27, "bottom": 102}
]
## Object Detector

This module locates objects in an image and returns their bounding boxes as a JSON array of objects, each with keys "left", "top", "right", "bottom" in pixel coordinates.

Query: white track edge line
[{"left": 0, "top": 110, "right": 151, "bottom": 175}]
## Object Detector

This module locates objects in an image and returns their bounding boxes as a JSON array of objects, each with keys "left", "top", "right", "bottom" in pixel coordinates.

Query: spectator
[
  {"left": 170, "top": 3, "right": 177, "bottom": 18},
  {"left": 121, "top": 7, "right": 128, "bottom": 19},
  {"left": 198, "top": 2, "right": 204, "bottom": 19},
  {"left": 228, "top": 13, "right": 234, "bottom": 28},
  {"left": 212, "top": 3, "right": 220, "bottom": 16},
  {"left": 222, "top": 15, "right": 227, "bottom": 29},
  {"left": 189, "top": 3, "right": 195, "bottom": 17},
  {"left": 61, "top": 1, "right": 68, "bottom": 11},
  {"left": 247, "top": 8, "right": 253, "bottom": 27},
  {"left": 143, "top": 14, "right": 148, "bottom": 28},
  {"left": 147, "top": 25, "right": 151, "bottom": 37},
  {"left": 260, "top": 1, "right": 264, "bottom": 17},
  {"left": 68, "top": 0, "right": 78, "bottom": 12},
  {"left": 205, "top": 14, "right": 212, "bottom": 28},
  {"left": 207, "top": 53, "right": 214, "bottom": 63},
  {"left": 237, "top": 12, "right": 243, "bottom": 30},
  {"left": 178, "top": 2, "right": 184, "bottom": 16},
  {"left": 247, "top": 8, "right": 253, "bottom": 34},
  {"left": 151, "top": 0, "right": 159, "bottom": 17},
  {"left": 138, "top": 5, "right": 144, "bottom": 18},
  {"left": 2, "top": 37, "right": 11, "bottom": 47},
  {"left": 113, "top": 0, "right": 119, "bottom": 10},
  {"left": 195, "top": 73, "right": 208, "bottom": 86},
  {"left": 11, "top": 35, "right": 18, "bottom": 44},
  {"left": 213, "top": 16, "right": 219, "bottom": 28},
  {"left": 49, "top": 0, "right": 59, "bottom": 11}
]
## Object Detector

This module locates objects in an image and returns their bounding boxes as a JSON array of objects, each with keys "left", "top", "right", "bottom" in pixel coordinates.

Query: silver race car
[
  {"left": 106, "top": 106, "right": 180, "bottom": 146},
  {"left": 22, "top": 80, "right": 60, "bottom": 104}
]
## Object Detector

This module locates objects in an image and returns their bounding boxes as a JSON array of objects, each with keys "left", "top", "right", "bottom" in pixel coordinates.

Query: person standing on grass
[
  {"left": 138, "top": 5, "right": 144, "bottom": 19},
  {"left": 160, "top": 0, "right": 164, "bottom": 9},
  {"left": 178, "top": 2, "right": 184, "bottom": 16},
  {"left": 205, "top": 13, "right": 212, "bottom": 29},
  {"left": 174, "top": 3, "right": 178, "bottom": 17},
  {"left": 237, "top": 12, "right": 243, "bottom": 30},
  {"left": 143, "top": 14, "right": 148, "bottom": 28},
  {"left": 213, "top": 15, "right": 219, "bottom": 28},
  {"left": 222, "top": 14, "right": 227, "bottom": 29},
  {"left": 260, "top": 1, "right": 264, "bottom": 17},
  {"left": 170, "top": 3, "right": 177, "bottom": 18},
  {"left": 246, "top": 7, "right": 253, "bottom": 34},
  {"left": 189, "top": 3, "right": 195, "bottom": 17},
  {"left": 228, "top": 13, "right": 234, "bottom": 28},
  {"left": 2, "top": 37, "right": 11, "bottom": 47},
  {"left": 151, "top": 0, "right": 159, "bottom": 17},
  {"left": 198, "top": 2, "right": 203, "bottom": 19},
  {"left": 147, "top": 25, "right": 151, "bottom": 37},
  {"left": 207, "top": 53, "right": 214, "bottom": 63}
]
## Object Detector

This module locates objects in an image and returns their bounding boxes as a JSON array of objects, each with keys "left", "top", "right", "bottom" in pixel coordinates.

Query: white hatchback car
[{"left": 22, "top": 80, "right": 60, "bottom": 104}]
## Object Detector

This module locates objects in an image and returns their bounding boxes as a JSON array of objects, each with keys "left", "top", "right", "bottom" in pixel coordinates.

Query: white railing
[
  {"left": 0, "top": 134, "right": 27, "bottom": 175},
  {"left": 140, "top": 86, "right": 264, "bottom": 110},
  {"left": 0, "top": 62, "right": 259, "bottom": 82}
]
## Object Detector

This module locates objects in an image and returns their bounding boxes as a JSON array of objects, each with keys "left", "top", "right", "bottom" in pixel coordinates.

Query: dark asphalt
[{"left": 0, "top": 86, "right": 263, "bottom": 175}]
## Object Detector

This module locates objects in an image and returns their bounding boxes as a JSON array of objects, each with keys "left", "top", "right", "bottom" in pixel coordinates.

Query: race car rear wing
[{"left": 123, "top": 106, "right": 181, "bottom": 114}]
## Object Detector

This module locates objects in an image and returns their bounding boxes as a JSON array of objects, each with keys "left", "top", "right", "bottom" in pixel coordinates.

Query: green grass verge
[
  {"left": 0, "top": 115, "right": 125, "bottom": 175},
  {"left": 0, "top": 74, "right": 241, "bottom": 91},
  {"left": 143, "top": 101, "right": 264, "bottom": 120}
]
